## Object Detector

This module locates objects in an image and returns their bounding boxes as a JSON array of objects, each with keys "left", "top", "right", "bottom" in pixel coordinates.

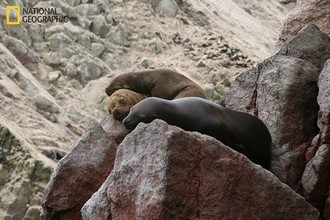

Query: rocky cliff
[
  {"left": 3, "top": 0, "right": 327, "bottom": 219},
  {"left": 41, "top": 1, "right": 330, "bottom": 219}
]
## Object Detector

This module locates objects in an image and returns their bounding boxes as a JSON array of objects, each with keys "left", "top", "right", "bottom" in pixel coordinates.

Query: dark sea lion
[
  {"left": 105, "top": 69, "right": 207, "bottom": 99},
  {"left": 123, "top": 97, "right": 272, "bottom": 169},
  {"left": 108, "top": 89, "right": 148, "bottom": 121}
]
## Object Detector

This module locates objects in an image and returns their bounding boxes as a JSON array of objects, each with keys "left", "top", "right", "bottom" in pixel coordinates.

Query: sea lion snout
[
  {"left": 123, "top": 116, "right": 137, "bottom": 130},
  {"left": 112, "top": 108, "right": 129, "bottom": 121}
]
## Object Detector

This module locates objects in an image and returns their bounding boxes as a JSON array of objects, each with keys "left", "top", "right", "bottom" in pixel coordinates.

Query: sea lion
[
  {"left": 108, "top": 89, "right": 148, "bottom": 121},
  {"left": 105, "top": 69, "right": 207, "bottom": 99},
  {"left": 123, "top": 97, "right": 272, "bottom": 169}
]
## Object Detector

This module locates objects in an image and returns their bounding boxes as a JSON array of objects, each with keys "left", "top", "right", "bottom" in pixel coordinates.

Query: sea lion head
[
  {"left": 123, "top": 97, "right": 159, "bottom": 130},
  {"left": 108, "top": 89, "right": 146, "bottom": 121}
]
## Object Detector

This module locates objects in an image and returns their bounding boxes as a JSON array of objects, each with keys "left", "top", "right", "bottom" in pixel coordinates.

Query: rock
[
  {"left": 77, "top": 33, "right": 92, "bottom": 49},
  {"left": 48, "top": 71, "right": 61, "bottom": 82},
  {"left": 34, "top": 94, "right": 61, "bottom": 114},
  {"left": 0, "top": 126, "right": 53, "bottom": 220},
  {"left": 72, "top": 0, "right": 82, "bottom": 6},
  {"left": 150, "top": 39, "right": 168, "bottom": 54},
  {"left": 140, "top": 58, "right": 154, "bottom": 69},
  {"left": 2, "top": 35, "right": 37, "bottom": 65},
  {"left": 278, "top": 0, "right": 330, "bottom": 41},
  {"left": 302, "top": 144, "right": 330, "bottom": 211},
  {"left": 44, "top": 25, "right": 66, "bottom": 40},
  {"left": 196, "top": 59, "right": 206, "bottom": 67},
  {"left": 77, "top": 59, "right": 104, "bottom": 84},
  {"left": 43, "top": 52, "right": 65, "bottom": 66},
  {"left": 172, "top": 32, "right": 182, "bottom": 44},
  {"left": 49, "top": 33, "right": 75, "bottom": 58},
  {"left": 317, "top": 59, "right": 330, "bottom": 145},
  {"left": 40, "top": 147, "right": 67, "bottom": 161},
  {"left": 276, "top": 23, "right": 330, "bottom": 70},
  {"left": 64, "top": 62, "right": 78, "bottom": 79},
  {"left": 306, "top": 59, "right": 330, "bottom": 218},
  {"left": 81, "top": 120, "right": 320, "bottom": 220},
  {"left": 90, "top": 43, "right": 105, "bottom": 57},
  {"left": 225, "top": 55, "right": 320, "bottom": 188},
  {"left": 41, "top": 115, "right": 128, "bottom": 219},
  {"left": 4, "top": 24, "right": 32, "bottom": 47},
  {"left": 75, "top": 4, "right": 101, "bottom": 17},
  {"left": 201, "top": 83, "right": 214, "bottom": 99},
  {"left": 107, "top": 23, "right": 130, "bottom": 47},
  {"left": 151, "top": 0, "right": 179, "bottom": 17},
  {"left": 90, "top": 15, "right": 109, "bottom": 38},
  {"left": 28, "top": 23, "right": 45, "bottom": 43},
  {"left": 80, "top": 76, "right": 110, "bottom": 112}
]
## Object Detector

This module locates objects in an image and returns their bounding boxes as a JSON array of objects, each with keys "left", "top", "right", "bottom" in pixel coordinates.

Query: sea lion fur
[
  {"left": 108, "top": 89, "right": 148, "bottom": 121},
  {"left": 105, "top": 69, "right": 207, "bottom": 99}
]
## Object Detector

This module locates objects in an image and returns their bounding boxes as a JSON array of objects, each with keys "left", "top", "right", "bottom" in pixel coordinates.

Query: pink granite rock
[
  {"left": 276, "top": 23, "right": 330, "bottom": 70},
  {"left": 41, "top": 115, "right": 128, "bottom": 219},
  {"left": 225, "top": 55, "right": 320, "bottom": 188},
  {"left": 81, "top": 120, "right": 320, "bottom": 220},
  {"left": 302, "top": 144, "right": 330, "bottom": 211},
  {"left": 278, "top": 0, "right": 330, "bottom": 41},
  {"left": 317, "top": 60, "right": 330, "bottom": 146}
]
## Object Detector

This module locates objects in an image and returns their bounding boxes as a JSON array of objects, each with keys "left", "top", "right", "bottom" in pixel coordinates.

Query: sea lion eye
[{"left": 119, "top": 97, "right": 126, "bottom": 104}]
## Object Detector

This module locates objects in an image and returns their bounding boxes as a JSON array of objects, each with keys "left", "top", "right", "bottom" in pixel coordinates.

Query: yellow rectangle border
[{"left": 6, "top": 6, "right": 20, "bottom": 25}]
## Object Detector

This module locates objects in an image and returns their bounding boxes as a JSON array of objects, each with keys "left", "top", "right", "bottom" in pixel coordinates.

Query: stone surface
[
  {"left": 278, "top": 0, "right": 330, "bottom": 41},
  {"left": 1, "top": 35, "right": 38, "bottom": 65},
  {"left": 317, "top": 59, "right": 330, "bottom": 145},
  {"left": 90, "top": 15, "right": 109, "bottom": 38},
  {"left": 81, "top": 120, "right": 320, "bottom": 220},
  {"left": 41, "top": 115, "right": 128, "bottom": 220},
  {"left": 302, "top": 144, "right": 330, "bottom": 211},
  {"left": 0, "top": 126, "right": 52, "bottom": 220},
  {"left": 311, "top": 59, "right": 330, "bottom": 218},
  {"left": 151, "top": 0, "right": 179, "bottom": 17},
  {"left": 225, "top": 55, "right": 320, "bottom": 188},
  {"left": 276, "top": 23, "right": 330, "bottom": 70},
  {"left": 0, "top": 0, "right": 294, "bottom": 218}
]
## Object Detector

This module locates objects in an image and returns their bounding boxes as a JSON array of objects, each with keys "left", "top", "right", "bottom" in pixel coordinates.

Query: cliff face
[
  {"left": 42, "top": 118, "right": 320, "bottom": 220},
  {"left": 0, "top": 1, "right": 290, "bottom": 218},
  {"left": 40, "top": 1, "right": 330, "bottom": 219}
]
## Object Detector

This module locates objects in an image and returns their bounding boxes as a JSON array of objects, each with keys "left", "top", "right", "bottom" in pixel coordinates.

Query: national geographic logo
[
  {"left": 6, "top": 6, "right": 68, "bottom": 25},
  {"left": 6, "top": 6, "right": 20, "bottom": 25}
]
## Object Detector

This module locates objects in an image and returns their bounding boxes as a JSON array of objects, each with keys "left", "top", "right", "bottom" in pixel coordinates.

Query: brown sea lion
[
  {"left": 108, "top": 89, "right": 148, "bottom": 121},
  {"left": 105, "top": 69, "right": 207, "bottom": 99},
  {"left": 123, "top": 97, "right": 272, "bottom": 169}
]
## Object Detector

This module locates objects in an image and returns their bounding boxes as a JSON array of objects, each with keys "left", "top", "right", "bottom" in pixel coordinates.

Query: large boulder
[
  {"left": 317, "top": 59, "right": 330, "bottom": 146},
  {"left": 225, "top": 55, "right": 320, "bottom": 188},
  {"left": 275, "top": 23, "right": 330, "bottom": 70},
  {"left": 41, "top": 115, "right": 128, "bottom": 220},
  {"left": 301, "top": 60, "right": 330, "bottom": 216},
  {"left": 278, "top": 0, "right": 330, "bottom": 41},
  {"left": 81, "top": 120, "right": 319, "bottom": 220}
]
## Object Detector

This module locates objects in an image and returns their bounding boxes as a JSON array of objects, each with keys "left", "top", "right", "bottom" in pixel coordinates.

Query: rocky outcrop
[
  {"left": 0, "top": 125, "right": 53, "bottom": 220},
  {"left": 225, "top": 23, "right": 330, "bottom": 218},
  {"left": 301, "top": 59, "right": 330, "bottom": 216},
  {"left": 41, "top": 115, "right": 128, "bottom": 219},
  {"left": 226, "top": 54, "right": 319, "bottom": 188},
  {"left": 317, "top": 60, "right": 330, "bottom": 146},
  {"left": 81, "top": 120, "right": 319, "bottom": 220},
  {"left": 276, "top": 23, "right": 330, "bottom": 70},
  {"left": 278, "top": 0, "right": 330, "bottom": 41},
  {"left": 1, "top": 0, "right": 291, "bottom": 218}
]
